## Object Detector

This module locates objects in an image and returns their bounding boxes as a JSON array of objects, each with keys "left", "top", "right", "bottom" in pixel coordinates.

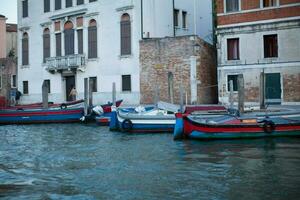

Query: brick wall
[{"left": 140, "top": 36, "right": 217, "bottom": 105}]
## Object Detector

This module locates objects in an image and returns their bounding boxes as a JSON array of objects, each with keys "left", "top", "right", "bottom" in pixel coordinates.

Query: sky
[{"left": 0, "top": 0, "right": 17, "bottom": 23}]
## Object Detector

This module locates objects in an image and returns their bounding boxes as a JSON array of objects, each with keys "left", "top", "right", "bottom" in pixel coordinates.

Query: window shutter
[
  {"left": 88, "top": 26, "right": 97, "bottom": 58},
  {"left": 121, "top": 21, "right": 131, "bottom": 55}
]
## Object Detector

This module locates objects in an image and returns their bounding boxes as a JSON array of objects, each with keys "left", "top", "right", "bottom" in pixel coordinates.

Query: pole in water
[
  {"left": 88, "top": 78, "right": 93, "bottom": 107},
  {"left": 84, "top": 78, "right": 88, "bottom": 116},
  {"left": 229, "top": 80, "right": 234, "bottom": 109},
  {"left": 180, "top": 85, "right": 184, "bottom": 113},
  {"left": 237, "top": 74, "right": 244, "bottom": 114},
  {"left": 112, "top": 82, "right": 116, "bottom": 106},
  {"left": 260, "top": 71, "right": 265, "bottom": 110},
  {"left": 42, "top": 80, "right": 49, "bottom": 109}
]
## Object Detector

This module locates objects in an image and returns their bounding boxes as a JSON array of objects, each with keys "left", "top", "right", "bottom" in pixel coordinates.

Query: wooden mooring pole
[
  {"left": 237, "top": 74, "right": 244, "bottom": 114},
  {"left": 42, "top": 80, "right": 49, "bottom": 109},
  {"left": 84, "top": 78, "right": 88, "bottom": 116},
  {"left": 89, "top": 78, "right": 93, "bottom": 107},
  {"left": 229, "top": 80, "right": 234, "bottom": 109},
  {"left": 260, "top": 71, "right": 266, "bottom": 110},
  {"left": 112, "top": 82, "right": 116, "bottom": 106}
]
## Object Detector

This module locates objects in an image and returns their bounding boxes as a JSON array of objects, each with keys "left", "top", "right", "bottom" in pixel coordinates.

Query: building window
[
  {"left": 227, "top": 38, "right": 239, "bottom": 60},
  {"left": 88, "top": 19, "right": 98, "bottom": 58},
  {"left": 174, "top": 9, "right": 179, "bottom": 27},
  {"left": 64, "top": 21, "right": 74, "bottom": 55},
  {"left": 182, "top": 11, "right": 187, "bottom": 29},
  {"left": 56, "top": 33, "right": 62, "bottom": 56},
  {"left": 43, "top": 28, "right": 51, "bottom": 63},
  {"left": 89, "top": 77, "right": 97, "bottom": 92},
  {"left": 227, "top": 75, "right": 238, "bottom": 92},
  {"left": 66, "top": 0, "right": 73, "bottom": 8},
  {"left": 22, "top": 32, "right": 29, "bottom": 65},
  {"left": 77, "top": 0, "right": 84, "bottom": 5},
  {"left": 44, "top": 0, "right": 50, "bottom": 12},
  {"left": 122, "top": 75, "right": 131, "bottom": 92},
  {"left": 22, "top": 0, "right": 28, "bottom": 18},
  {"left": 89, "top": 0, "right": 97, "bottom": 2},
  {"left": 226, "top": 0, "right": 239, "bottom": 13},
  {"left": 23, "top": 81, "right": 29, "bottom": 94},
  {"left": 44, "top": 80, "right": 51, "bottom": 93},
  {"left": 77, "top": 29, "right": 83, "bottom": 54},
  {"left": 263, "top": 0, "right": 277, "bottom": 7},
  {"left": 120, "top": 14, "right": 131, "bottom": 56},
  {"left": 55, "top": 0, "right": 61, "bottom": 10},
  {"left": 12, "top": 75, "right": 17, "bottom": 88},
  {"left": 264, "top": 34, "right": 278, "bottom": 58}
]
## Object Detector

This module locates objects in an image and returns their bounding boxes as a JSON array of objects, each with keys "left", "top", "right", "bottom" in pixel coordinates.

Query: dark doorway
[
  {"left": 265, "top": 73, "right": 281, "bottom": 104},
  {"left": 66, "top": 76, "right": 75, "bottom": 101}
]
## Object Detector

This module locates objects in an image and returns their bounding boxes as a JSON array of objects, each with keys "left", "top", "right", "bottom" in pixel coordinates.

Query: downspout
[
  {"left": 141, "top": 0, "right": 144, "bottom": 39},
  {"left": 173, "top": 0, "right": 175, "bottom": 37}
]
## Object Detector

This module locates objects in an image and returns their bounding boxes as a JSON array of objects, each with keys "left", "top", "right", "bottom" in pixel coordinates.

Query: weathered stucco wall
[{"left": 140, "top": 35, "right": 217, "bottom": 104}]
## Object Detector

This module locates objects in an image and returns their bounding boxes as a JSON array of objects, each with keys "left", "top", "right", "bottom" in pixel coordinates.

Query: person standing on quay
[{"left": 69, "top": 86, "right": 77, "bottom": 101}]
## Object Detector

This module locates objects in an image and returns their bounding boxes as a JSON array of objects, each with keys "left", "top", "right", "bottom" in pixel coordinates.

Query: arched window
[
  {"left": 88, "top": 19, "right": 98, "bottom": 58},
  {"left": 43, "top": 28, "right": 50, "bottom": 62},
  {"left": 22, "top": 32, "right": 29, "bottom": 65},
  {"left": 64, "top": 21, "right": 74, "bottom": 55},
  {"left": 120, "top": 13, "right": 131, "bottom": 55}
]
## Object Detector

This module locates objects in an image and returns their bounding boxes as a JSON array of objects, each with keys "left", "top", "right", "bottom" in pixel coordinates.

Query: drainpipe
[
  {"left": 173, "top": 0, "right": 175, "bottom": 37},
  {"left": 141, "top": 0, "right": 144, "bottom": 39}
]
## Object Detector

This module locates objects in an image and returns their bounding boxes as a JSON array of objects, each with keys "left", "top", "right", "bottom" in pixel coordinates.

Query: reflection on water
[{"left": 0, "top": 124, "right": 300, "bottom": 200}]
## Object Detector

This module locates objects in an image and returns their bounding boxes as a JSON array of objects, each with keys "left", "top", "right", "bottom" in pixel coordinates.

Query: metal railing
[{"left": 45, "top": 54, "right": 86, "bottom": 71}]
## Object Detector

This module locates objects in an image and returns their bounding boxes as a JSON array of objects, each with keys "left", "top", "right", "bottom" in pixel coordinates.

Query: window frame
[
  {"left": 122, "top": 75, "right": 132, "bottom": 92},
  {"left": 22, "top": 32, "right": 29, "bottom": 66},
  {"left": 224, "top": 0, "right": 241, "bottom": 13},
  {"left": 227, "top": 74, "right": 240, "bottom": 92},
  {"left": 88, "top": 19, "right": 98, "bottom": 59},
  {"left": 182, "top": 11, "right": 187, "bottom": 29},
  {"left": 77, "top": 0, "right": 84, "bottom": 5},
  {"left": 22, "top": 0, "right": 29, "bottom": 18},
  {"left": 11, "top": 75, "right": 17, "bottom": 88},
  {"left": 43, "top": 28, "right": 51, "bottom": 63},
  {"left": 89, "top": 77, "right": 97, "bottom": 92},
  {"left": 227, "top": 38, "right": 240, "bottom": 61},
  {"left": 120, "top": 13, "right": 132, "bottom": 56},
  {"left": 261, "top": 0, "right": 278, "bottom": 8},
  {"left": 66, "top": 0, "right": 73, "bottom": 8},
  {"left": 55, "top": 0, "right": 62, "bottom": 10},
  {"left": 44, "top": 79, "right": 51, "bottom": 93},
  {"left": 174, "top": 9, "right": 180, "bottom": 27},
  {"left": 23, "top": 81, "right": 29, "bottom": 95},
  {"left": 44, "top": 0, "right": 50, "bottom": 13},
  {"left": 263, "top": 34, "right": 278, "bottom": 58}
]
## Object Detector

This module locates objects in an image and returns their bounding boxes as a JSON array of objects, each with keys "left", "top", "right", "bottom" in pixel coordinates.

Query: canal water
[{"left": 0, "top": 124, "right": 300, "bottom": 200}]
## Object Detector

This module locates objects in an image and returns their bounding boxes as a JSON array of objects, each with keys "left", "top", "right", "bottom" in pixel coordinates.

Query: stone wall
[
  {"left": 0, "top": 58, "right": 17, "bottom": 104},
  {"left": 140, "top": 35, "right": 217, "bottom": 104}
]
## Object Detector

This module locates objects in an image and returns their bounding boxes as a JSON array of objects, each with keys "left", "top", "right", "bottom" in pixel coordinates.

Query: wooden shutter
[
  {"left": 22, "top": 37, "right": 29, "bottom": 65},
  {"left": 121, "top": 21, "right": 131, "bottom": 55},
  {"left": 64, "top": 29, "right": 74, "bottom": 55},
  {"left": 88, "top": 26, "right": 97, "bottom": 58},
  {"left": 55, "top": 0, "right": 61, "bottom": 10},
  {"left": 56, "top": 33, "right": 61, "bottom": 56},
  {"left": 43, "top": 33, "right": 50, "bottom": 62},
  {"left": 264, "top": 35, "right": 278, "bottom": 58},
  {"left": 227, "top": 38, "right": 239, "bottom": 60},
  {"left": 122, "top": 75, "right": 131, "bottom": 92},
  {"left": 77, "top": 30, "right": 83, "bottom": 54},
  {"left": 23, "top": 0, "right": 28, "bottom": 17},
  {"left": 44, "top": 0, "right": 50, "bottom": 12}
]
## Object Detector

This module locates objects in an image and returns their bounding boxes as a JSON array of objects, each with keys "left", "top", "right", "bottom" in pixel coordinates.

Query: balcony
[{"left": 45, "top": 54, "right": 86, "bottom": 72}]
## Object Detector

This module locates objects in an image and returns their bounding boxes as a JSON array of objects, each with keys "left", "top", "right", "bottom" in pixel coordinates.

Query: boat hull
[
  {"left": 0, "top": 108, "right": 84, "bottom": 125},
  {"left": 184, "top": 116, "right": 300, "bottom": 140}
]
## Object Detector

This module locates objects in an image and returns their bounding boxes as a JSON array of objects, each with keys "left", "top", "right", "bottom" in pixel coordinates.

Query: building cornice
[
  {"left": 116, "top": 5, "right": 134, "bottom": 12},
  {"left": 216, "top": 17, "right": 300, "bottom": 34},
  {"left": 50, "top": 8, "right": 88, "bottom": 20},
  {"left": 18, "top": 26, "right": 30, "bottom": 32}
]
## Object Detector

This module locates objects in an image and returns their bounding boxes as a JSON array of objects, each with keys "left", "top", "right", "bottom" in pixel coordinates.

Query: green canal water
[{"left": 0, "top": 124, "right": 300, "bottom": 200}]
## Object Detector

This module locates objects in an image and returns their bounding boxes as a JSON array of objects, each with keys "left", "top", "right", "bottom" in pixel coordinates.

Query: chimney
[{"left": 0, "top": 14, "right": 7, "bottom": 58}]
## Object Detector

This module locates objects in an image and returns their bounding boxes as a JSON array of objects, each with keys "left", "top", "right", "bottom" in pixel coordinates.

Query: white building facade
[{"left": 17, "top": 0, "right": 213, "bottom": 105}]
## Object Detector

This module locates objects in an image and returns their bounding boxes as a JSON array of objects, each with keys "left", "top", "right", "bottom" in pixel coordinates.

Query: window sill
[
  {"left": 225, "top": 60, "right": 242, "bottom": 65},
  {"left": 121, "top": 91, "right": 132, "bottom": 94},
  {"left": 87, "top": 58, "right": 99, "bottom": 62},
  {"left": 119, "top": 54, "right": 133, "bottom": 59},
  {"left": 21, "top": 65, "right": 30, "bottom": 69},
  {"left": 263, "top": 57, "right": 278, "bottom": 62}
]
